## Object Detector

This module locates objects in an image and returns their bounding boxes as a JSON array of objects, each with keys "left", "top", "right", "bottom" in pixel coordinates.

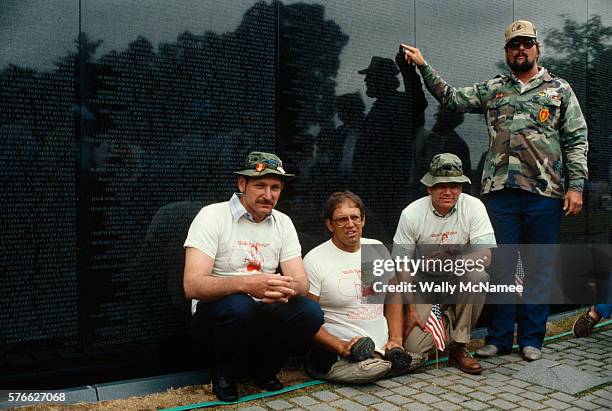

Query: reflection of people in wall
[
  {"left": 401, "top": 20, "right": 588, "bottom": 362},
  {"left": 335, "top": 92, "right": 366, "bottom": 181},
  {"left": 418, "top": 105, "right": 471, "bottom": 186},
  {"left": 353, "top": 55, "right": 428, "bottom": 242}
]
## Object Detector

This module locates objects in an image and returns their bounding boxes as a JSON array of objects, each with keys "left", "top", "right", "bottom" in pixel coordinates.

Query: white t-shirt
[
  {"left": 393, "top": 193, "right": 496, "bottom": 257},
  {"left": 184, "top": 198, "right": 301, "bottom": 314},
  {"left": 304, "top": 238, "right": 389, "bottom": 353}
]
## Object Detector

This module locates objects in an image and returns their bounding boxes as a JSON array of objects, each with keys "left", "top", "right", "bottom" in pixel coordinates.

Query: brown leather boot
[{"left": 449, "top": 344, "right": 482, "bottom": 375}]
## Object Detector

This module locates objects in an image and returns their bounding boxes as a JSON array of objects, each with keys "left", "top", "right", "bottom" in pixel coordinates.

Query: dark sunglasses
[{"left": 506, "top": 38, "right": 536, "bottom": 50}]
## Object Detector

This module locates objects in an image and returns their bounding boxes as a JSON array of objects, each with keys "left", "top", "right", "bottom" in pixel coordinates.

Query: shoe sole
[
  {"left": 385, "top": 347, "right": 412, "bottom": 369},
  {"left": 572, "top": 315, "right": 592, "bottom": 338},
  {"left": 522, "top": 353, "right": 542, "bottom": 362},
  {"left": 350, "top": 337, "right": 375, "bottom": 362},
  {"left": 456, "top": 364, "right": 482, "bottom": 375},
  {"left": 474, "top": 346, "right": 499, "bottom": 358},
  {"left": 212, "top": 385, "right": 239, "bottom": 402},
  {"left": 449, "top": 355, "right": 482, "bottom": 375},
  {"left": 474, "top": 352, "right": 497, "bottom": 358}
]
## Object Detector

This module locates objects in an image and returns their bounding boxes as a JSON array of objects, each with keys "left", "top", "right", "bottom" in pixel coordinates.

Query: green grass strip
[{"left": 159, "top": 379, "right": 325, "bottom": 411}]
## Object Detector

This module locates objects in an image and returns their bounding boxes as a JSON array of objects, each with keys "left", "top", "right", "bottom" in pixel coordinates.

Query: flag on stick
[{"left": 425, "top": 304, "right": 447, "bottom": 352}]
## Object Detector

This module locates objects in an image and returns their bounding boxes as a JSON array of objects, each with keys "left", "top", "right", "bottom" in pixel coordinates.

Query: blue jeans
[
  {"left": 484, "top": 188, "right": 562, "bottom": 351},
  {"left": 191, "top": 294, "right": 323, "bottom": 381},
  {"left": 595, "top": 304, "right": 612, "bottom": 319}
]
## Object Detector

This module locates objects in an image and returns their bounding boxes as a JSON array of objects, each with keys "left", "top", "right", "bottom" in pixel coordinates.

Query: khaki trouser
[{"left": 404, "top": 269, "right": 489, "bottom": 354}]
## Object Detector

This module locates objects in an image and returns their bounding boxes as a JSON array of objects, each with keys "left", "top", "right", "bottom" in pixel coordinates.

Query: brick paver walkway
[{"left": 247, "top": 329, "right": 611, "bottom": 410}]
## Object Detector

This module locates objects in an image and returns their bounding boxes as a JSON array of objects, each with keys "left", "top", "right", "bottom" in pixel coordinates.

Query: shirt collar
[
  {"left": 430, "top": 199, "right": 458, "bottom": 218},
  {"left": 511, "top": 66, "right": 544, "bottom": 85},
  {"left": 229, "top": 193, "right": 273, "bottom": 223}
]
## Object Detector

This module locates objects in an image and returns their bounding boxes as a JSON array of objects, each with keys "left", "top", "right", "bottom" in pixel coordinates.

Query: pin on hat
[
  {"left": 234, "top": 151, "right": 295, "bottom": 180},
  {"left": 420, "top": 153, "right": 471, "bottom": 187},
  {"left": 505, "top": 20, "right": 537, "bottom": 44}
]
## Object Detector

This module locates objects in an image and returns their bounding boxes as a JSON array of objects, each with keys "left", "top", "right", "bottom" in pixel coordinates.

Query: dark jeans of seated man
[
  {"left": 191, "top": 294, "right": 324, "bottom": 382},
  {"left": 305, "top": 344, "right": 339, "bottom": 378}
]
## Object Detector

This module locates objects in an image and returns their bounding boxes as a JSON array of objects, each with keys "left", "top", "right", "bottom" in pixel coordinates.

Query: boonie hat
[
  {"left": 505, "top": 20, "right": 537, "bottom": 44},
  {"left": 234, "top": 151, "right": 295, "bottom": 180},
  {"left": 358, "top": 56, "right": 400, "bottom": 76},
  {"left": 420, "top": 153, "right": 471, "bottom": 187}
]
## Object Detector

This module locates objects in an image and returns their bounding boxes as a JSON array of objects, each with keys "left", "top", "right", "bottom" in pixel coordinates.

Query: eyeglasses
[
  {"left": 332, "top": 215, "right": 364, "bottom": 227},
  {"left": 506, "top": 38, "right": 536, "bottom": 50}
]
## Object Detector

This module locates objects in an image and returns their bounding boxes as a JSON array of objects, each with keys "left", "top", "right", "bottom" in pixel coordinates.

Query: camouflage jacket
[{"left": 419, "top": 64, "right": 588, "bottom": 199}]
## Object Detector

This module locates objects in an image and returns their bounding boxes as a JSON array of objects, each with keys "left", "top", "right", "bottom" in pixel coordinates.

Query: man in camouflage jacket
[{"left": 400, "top": 20, "right": 588, "bottom": 361}]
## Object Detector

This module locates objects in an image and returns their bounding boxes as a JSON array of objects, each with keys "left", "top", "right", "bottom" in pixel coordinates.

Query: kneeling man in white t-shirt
[
  {"left": 183, "top": 152, "right": 324, "bottom": 402},
  {"left": 304, "top": 191, "right": 412, "bottom": 384},
  {"left": 390, "top": 153, "right": 496, "bottom": 375}
]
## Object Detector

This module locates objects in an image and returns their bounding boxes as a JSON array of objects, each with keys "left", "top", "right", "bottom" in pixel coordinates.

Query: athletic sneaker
[
  {"left": 324, "top": 358, "right": 391, "bottom": 384},
  {"left": 384, "top": 347, "right": 412, "bottom": 369},
  {"left": 349, "top": 336, "right": 375, "bottom": 362}
]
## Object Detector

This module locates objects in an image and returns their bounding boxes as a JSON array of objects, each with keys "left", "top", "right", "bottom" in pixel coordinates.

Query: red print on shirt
[{"left": 245, "top": 244, "right": 263, "bottom": 271}]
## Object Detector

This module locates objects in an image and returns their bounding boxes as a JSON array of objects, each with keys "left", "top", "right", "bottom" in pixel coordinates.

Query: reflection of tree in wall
[
  {"left": 0, "top": 0, "right": 350, "bottom": 352},
  {"left": 276, "top": 1, "right": 349, "bottom": 243},
  {"left": 496, "top": 15, "right": 612, "bottom": 183},
  {"left": 277, "top": 2, "right": 348, "bottom": 146},
  {"left": 540, "top": 15, "right": 612, "bottom": 184}
]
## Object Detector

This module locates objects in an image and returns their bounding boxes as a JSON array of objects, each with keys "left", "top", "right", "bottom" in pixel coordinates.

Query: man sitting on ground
[{"left": 304, "top": 191, "right": 412, "bottom": 383}]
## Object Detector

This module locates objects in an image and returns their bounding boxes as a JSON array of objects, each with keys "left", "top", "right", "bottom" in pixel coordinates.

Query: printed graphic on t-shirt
[
  {"left": 334, "top": 267, "right": 382, "bottom": 320},
  {"left": 431, "top": 230, "right": 458, "bottom": 243},
  {"left": 338, "top": 268, "right": 361, "bottom": 299},
  {"left": 229, "top": 240, "right": 272, "bottom": 272},
  {"left": 346, "top": 304, "right": 383, "bottom": 320},
  {"left": 245, "top": 243, "right": 263, "bottom": 271}
]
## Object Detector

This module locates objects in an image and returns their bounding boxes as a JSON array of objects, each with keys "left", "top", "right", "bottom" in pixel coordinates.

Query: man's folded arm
[
  {"left": 183, "top": 247, "right": 244, "bottom": 302},
  {"left": 280, "top": 256, "right": 309, "bottom": 296}
]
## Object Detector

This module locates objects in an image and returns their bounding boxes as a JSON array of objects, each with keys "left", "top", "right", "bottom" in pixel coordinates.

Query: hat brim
[
  {"left": 505, "top": 33, "right": 537, "bottom": 45},
  {"left": 234, "top": 170, "right": 295, "bottom": 180},
  {"left": 420, "top": 173, "right": 471, "bottom": 187}
]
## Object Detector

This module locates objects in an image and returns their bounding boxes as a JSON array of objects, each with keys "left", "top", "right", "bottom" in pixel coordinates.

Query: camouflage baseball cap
[
  {"left": 420, "top": 153, "right": 471, "bottom": 187},
  {"left": 504, "top": 20, "right": 537, "bottom": 45},
  {"left": 234, "top": 151, "right": 295, "bottom": 180}
]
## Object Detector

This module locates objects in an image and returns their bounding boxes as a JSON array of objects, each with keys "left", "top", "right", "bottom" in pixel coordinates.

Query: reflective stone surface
[{"left": 0, "top": 0, "right": 610, "bottom": 386}]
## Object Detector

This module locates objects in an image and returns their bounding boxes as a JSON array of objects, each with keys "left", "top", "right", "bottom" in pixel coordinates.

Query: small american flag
[
  {"left": 514, "top": 253, "right": 524, "bottom": 298},
  {"left": 425, "top": 304, "right": 447, "bottom": 351}
]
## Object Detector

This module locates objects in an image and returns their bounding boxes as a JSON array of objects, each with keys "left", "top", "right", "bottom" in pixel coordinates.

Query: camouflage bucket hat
[
  {"left": 420, "top": 153, "right": 471, "bottom": 187},
  {"left": 234, "top": 151, "right": 295, "bottom": 180}
]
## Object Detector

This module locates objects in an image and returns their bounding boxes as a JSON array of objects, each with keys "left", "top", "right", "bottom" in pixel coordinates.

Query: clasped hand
[{"left": 246, "top": 273, "right": 296, "bottom": 304}]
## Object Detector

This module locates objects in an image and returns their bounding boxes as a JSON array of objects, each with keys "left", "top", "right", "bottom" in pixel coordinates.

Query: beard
[{"left": 507, "top": 54, "right": 535, "bottom": 73}]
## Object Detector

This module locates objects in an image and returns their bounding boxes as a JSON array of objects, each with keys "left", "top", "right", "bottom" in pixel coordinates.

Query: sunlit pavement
[{"left": 246, "top": 329, "right": 611, "bottom": 410}]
